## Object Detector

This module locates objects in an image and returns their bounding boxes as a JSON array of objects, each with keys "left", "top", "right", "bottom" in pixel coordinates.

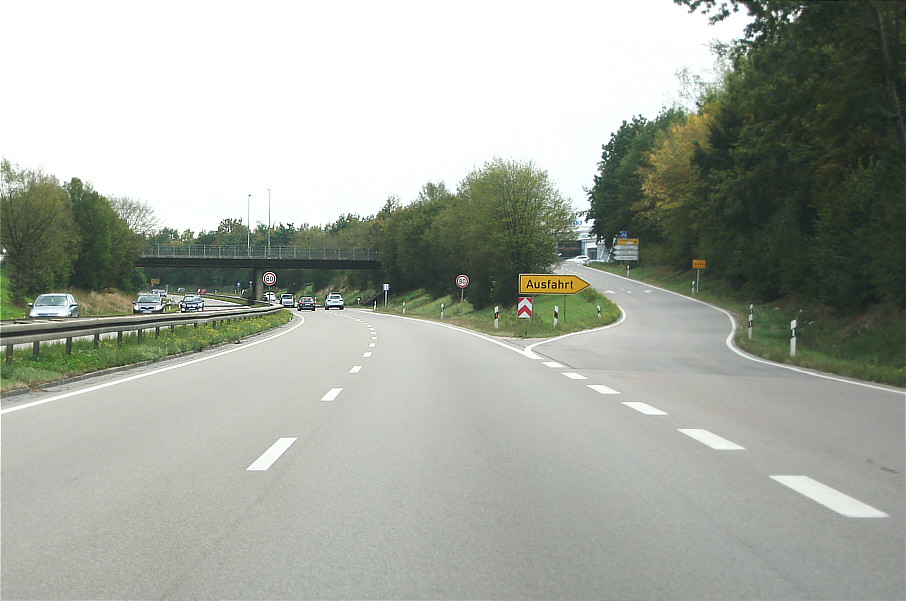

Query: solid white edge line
[
  {"left": 623, "top": 402, "right": 668, "bottom": 416},
  {"left": 770, "top": 475, "right": 888, "bottom": 518},
  {"left": 678, "top": 428, "right": 745, "bottom": 450},
  {"left": 247, "top": 437, "right": 297, "bottom": 471},
  {"left": 1, "top": 314, "right": 307, "bottom": 415},
  {"left": 321, "top": 387, "right": 343, "bottom": 402}
]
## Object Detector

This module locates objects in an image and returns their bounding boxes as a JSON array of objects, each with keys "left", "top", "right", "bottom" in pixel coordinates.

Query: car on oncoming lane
[
  {"left": 29, "top": 293, "right": 80, "bottom": 318},
  {"left": 179, "top": 294, "right": 205, "bottom": 312},
  {"left": 297, "top": 296, "right": 316, "bottom": 311},
  {"left": 263, "top": 291, "right": 277, "bottom": 303},
  {"left": 133, "top": 293, "right": 166, "bottom": 314}
]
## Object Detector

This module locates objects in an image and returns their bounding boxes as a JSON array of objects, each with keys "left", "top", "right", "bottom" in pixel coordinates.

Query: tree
[
  {"left": 108, "top": 196, "right": 160, "bottom": 237},
  {"left": 455, "top": 158, "right": 575, "bottom": 306},
  {"left": 66, "top": 178, "right": 141, "bottom": 291},
  {"left": 0, "top": 160, "right": 78, "bottom": 301},
  {"left": 586, "top": 110, "right": 685, "bottom": 249}
]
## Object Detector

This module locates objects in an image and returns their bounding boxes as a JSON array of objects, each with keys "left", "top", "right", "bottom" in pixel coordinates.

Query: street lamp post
[
  {"left": 267, "top": 188, "right": 271, "bottom": 257},
  {"left": 247, "top": 194, "right": 251, "bottom": 257}
]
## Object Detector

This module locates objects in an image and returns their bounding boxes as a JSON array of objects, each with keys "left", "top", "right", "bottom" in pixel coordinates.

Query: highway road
[{"left": 2, "top": 267, "right": 903, "bottom": 600}]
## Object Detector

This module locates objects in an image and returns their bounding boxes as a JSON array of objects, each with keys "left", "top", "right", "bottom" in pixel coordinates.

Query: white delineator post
[{"left": 790, "top": 319, "right": 798, "bottom": 357}]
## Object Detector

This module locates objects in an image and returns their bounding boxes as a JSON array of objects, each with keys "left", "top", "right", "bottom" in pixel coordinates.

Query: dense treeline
[
  {"left": 0, "top": 159, "right": 146, "bottom": 302},
  {"left": 371, "top": 159, "right": 575, "bottom": 308},
  {"left": 589, "top": 0, "right": 905, "bottom": 309}
]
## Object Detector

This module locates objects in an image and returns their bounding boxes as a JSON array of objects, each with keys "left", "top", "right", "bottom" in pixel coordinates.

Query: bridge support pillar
[{"left": 253, "top": 267, "right": 264, "bottom": 302}]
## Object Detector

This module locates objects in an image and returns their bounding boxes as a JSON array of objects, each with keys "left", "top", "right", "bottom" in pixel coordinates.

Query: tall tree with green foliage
[
  {"left": 0, "top": 160, "right": 78, "bottom": 301},
  {"left": 586, "top": 110, "right": 686, "bottom": 249},
  {"left": 66, "top": 178, "right": 140, "bottom": 291},
  {"left": 455, "top": 158, "right": 575, "bottom": 307},
  {"left": 678, "top": 0, "right": 905, "bottom": 306}
]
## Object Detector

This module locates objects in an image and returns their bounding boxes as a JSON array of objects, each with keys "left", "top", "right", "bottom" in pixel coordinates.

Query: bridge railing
[{"left": 142, "top": 245, "right": 379, "bottom": 261}]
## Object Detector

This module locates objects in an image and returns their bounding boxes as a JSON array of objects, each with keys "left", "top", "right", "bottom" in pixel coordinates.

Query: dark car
[
  {"left": 179, "top": 294, "right": 205, "bottom": 312},
  {"left": 297, "top": 296, "right": 316, "bottom": 311},
  {"left": 133, "top": 293, "right": 166, "bottom": 314}
]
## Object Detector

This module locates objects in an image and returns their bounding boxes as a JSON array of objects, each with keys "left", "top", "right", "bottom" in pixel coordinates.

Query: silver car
[
  {"left": 29, "top": 293, "right": 80, "bottom": 318},
  {"left": 133, "top": 293, "right": 166, "bottom": 314}
]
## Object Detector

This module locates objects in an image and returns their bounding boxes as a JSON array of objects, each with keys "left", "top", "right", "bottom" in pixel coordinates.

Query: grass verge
[
  {"left": 593, "top": 262, "right": 904, "bottom": 387},
  {"left": 0, "top": 311, "right": 292, "bottom": 394},
  {"left": 372, "top": 287, "right": 621, "bottom": 338}
]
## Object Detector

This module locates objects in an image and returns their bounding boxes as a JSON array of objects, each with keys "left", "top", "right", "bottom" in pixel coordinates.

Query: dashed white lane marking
[
  {"left": 623, "top": 402, "right": 668, "bottom": 416},
  {"left": 247, "top": 437, "right": 297, "bottom": 471},
  {"left": 543, "top": 361, "right": 564, "bottom": 368},
  {"left": 362, "top": 352, "right": 373, "bottom": 358},
  {"left": 349, "top": 366, "right": 362, "bottom": 374},
  {"left": 678, "top": 429, "right": 744, "bottom": 450},
  {"left": 587, "top": 384, "right": 620, "bottom": 395},
  {"left": 369, "top": 343, "right": 376, "bottom": 348},
  {"left": 562, "top": 372, "right": 587, "bottom": 380},
  {"left": 770, "top": 476, "right": 888, "bottom": 518},
  {"left": 321, "top": 388, "right": 343, "bottom": 402}
]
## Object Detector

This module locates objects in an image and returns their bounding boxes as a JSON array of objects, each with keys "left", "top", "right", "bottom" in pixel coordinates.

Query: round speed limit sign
[
  {"left": 456, "top": 274, "right": 469, "bottom": 288},
  {"left": 263, "top": 271, "right": 277, "bottom": 286}
]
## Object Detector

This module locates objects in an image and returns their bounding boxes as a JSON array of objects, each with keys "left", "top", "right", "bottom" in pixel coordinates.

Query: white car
[
  {"left": 570, "top": 255, "right": 590, "bottom": 265},
  {"left": 324, "top": 292, "right": 345, "bottom": 310},
  {"left": 280, "top": 293, "right": 295, "bottom": 307},
  {"left": 263, "top": 291, "right": 277, "bottom": 303},
  {"left": 29, "top": 293, "right": 80, "bottom": 318}
]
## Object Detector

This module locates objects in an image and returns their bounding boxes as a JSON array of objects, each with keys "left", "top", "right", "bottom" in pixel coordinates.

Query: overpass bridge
[{"left": 137, "top": 245, "right": 381, "bottom": 299}]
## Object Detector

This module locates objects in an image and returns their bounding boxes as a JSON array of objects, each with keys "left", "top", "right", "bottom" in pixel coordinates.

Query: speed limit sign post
[
  {"left": 456, "top": 274, "right": 469, "bottom": 302},
  {"left": 263, "top": 271, "right": 277, "bottom": 287}
]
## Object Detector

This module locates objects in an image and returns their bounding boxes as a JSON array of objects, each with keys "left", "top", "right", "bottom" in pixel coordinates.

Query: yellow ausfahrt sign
[{"left": 519, "top": 274, "right": 590, "bottom": 295}]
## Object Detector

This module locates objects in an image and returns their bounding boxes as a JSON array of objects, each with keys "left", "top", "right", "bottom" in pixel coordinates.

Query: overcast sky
[{"left": 3, "top": 0, "right": 748, "bottom": 235}]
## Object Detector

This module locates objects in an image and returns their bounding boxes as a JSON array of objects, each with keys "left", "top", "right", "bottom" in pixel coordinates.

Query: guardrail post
[
  {"left": 94, "top": 334, "right": 100, "bottom": 349},
  {"left": 6, "top": 345, "right": 12, "bottom": 363},
  {"left": 33, "top": 341, "right": 40, "bottom": 359},
  {"left": 66, "top": 337, "right": 73, "bottom": 355}
]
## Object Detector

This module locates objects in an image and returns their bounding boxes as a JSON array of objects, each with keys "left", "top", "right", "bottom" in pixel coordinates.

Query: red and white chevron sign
[{"left": 517, "top": 296, "right": 533, "bottom": 319}]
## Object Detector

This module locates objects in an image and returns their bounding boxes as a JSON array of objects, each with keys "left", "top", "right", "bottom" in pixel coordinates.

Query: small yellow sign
[
  {"left": 519, "top": 274, "right": 590, "bottom": 295},
  {"left": 692, "top": 260, "right": 706, "bottom": 270},
  {"left": 150, "top": 278, "right": 160, "bottom": 285}
]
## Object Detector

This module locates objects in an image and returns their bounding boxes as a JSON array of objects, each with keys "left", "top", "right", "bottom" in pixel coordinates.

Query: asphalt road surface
[{"left": 2, "top": 266, "right": 903, "bottom": 600}]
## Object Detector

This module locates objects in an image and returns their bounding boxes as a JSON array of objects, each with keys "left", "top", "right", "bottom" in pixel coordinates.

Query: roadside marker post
[
  {"left": 790, "top": 319, "right": 798, "bottom": 357},
  {"left": 748, "top": 304, "right": 754, "bottom": 340}
]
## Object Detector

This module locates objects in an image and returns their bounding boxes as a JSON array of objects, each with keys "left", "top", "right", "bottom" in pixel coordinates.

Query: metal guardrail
[
  {"left": 142, "top": 245, "right": 379, "bottom": 261},
  {"left": 1, "top": 304, "right": 284, "bottom": 362}
]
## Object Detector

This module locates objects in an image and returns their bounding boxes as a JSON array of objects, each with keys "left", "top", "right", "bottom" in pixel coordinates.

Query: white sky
[{"left": 3, "top": 0, "right": 747, "bottom": 235}]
